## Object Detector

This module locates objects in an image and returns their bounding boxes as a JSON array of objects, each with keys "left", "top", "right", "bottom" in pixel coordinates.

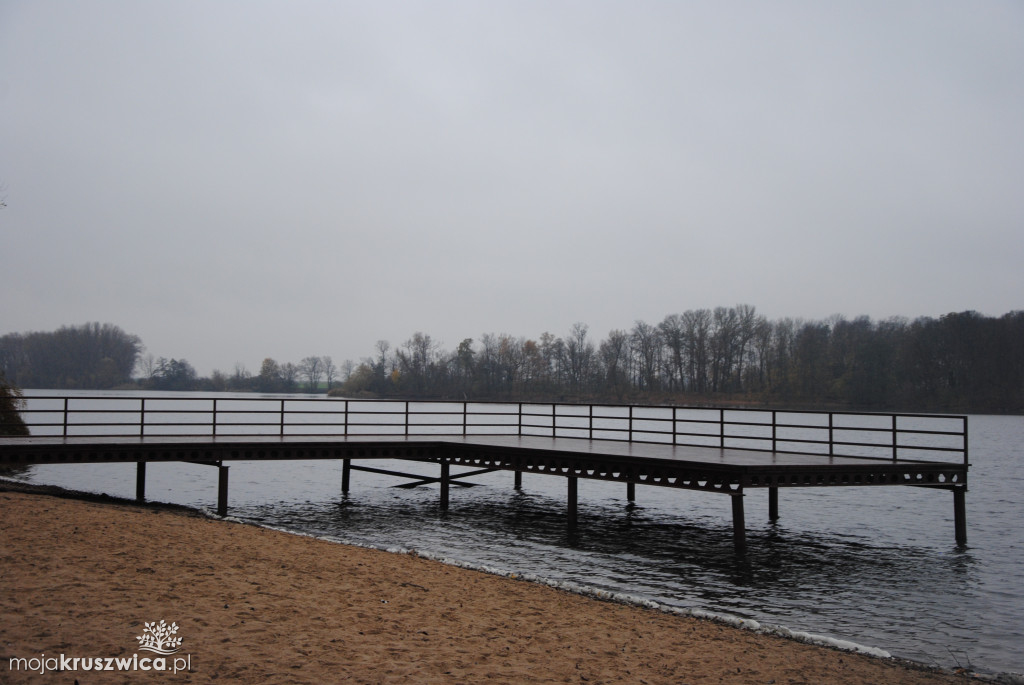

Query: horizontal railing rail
[{"left": 7, "top": 396, "right": 968, "bottom": 466}]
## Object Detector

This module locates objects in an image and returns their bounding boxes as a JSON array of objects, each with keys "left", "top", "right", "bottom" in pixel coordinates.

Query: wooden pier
[{"left": 0, "top": 397, "right": 969, "bottom": 553}]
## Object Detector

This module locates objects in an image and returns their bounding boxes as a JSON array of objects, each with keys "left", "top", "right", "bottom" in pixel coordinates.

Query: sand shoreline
[{"left": 1, "top": 481, "right": 974, "bottom": 683}]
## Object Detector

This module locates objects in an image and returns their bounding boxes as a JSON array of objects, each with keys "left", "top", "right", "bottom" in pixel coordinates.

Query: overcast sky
[{"left": 2, "top": 1, "right": 1022, "bottom": 376}]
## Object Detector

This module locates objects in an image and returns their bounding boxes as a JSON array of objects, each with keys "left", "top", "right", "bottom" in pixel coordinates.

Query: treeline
[
  {"left": 0, "top": 321, "right": 337, "bottom": 393},
  {"left": 2, "top": 309, "right": 1022, "bottom": 412},
  {"left": 159, "top": 355, "right": 340, "bottom": 394},
  {"left": 334, "top": 307, "right": 1024, "bottom": 413},
  {"left": 0, "top": 323, "right": 142, "bottom": 389}
]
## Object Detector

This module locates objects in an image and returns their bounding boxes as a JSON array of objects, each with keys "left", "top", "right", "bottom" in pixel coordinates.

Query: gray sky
[{"left": 2, "top": 1, "right": 1022, "bottom": 376}]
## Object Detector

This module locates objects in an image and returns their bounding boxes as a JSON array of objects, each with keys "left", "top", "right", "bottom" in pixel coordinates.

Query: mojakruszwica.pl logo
[
  {"left": 136, "top": 620, "right": 184, "bottom": 655},
  {"left": 7, "top": 619, "right": 193, "bottom": 675}
]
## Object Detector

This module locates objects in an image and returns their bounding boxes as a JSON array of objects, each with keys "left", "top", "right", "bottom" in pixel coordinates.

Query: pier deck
[{"left": 0, "top": 397, "right": 969, "bottom": 553}]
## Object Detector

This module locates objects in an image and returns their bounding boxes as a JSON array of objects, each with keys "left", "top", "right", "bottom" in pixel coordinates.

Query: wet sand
[{"left": 0, "top": 488, "right": 969, "bottom": 684}]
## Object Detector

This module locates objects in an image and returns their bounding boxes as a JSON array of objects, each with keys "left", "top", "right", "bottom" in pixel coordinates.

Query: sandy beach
[{"left": 0, "top": 486, "right": 970, "bottom": 684}]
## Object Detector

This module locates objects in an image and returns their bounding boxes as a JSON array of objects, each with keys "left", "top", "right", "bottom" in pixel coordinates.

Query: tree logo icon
[{"left": 135, "top": 620, "right": 184, "bottom": 655}]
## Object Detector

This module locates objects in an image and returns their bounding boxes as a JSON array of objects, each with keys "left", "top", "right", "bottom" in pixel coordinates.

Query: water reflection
[{"left": 245, "top": 483, "right": 978, "bottom": 609}]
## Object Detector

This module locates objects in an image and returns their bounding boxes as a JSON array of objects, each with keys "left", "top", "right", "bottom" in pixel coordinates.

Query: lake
[{"left": 7, "top": 390, "right": 1023, "bottom": 677}]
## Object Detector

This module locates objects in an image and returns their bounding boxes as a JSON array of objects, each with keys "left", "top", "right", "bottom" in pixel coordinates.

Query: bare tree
[
  {"left": 734, "top": 304, "right": 761, "bottom": 391},
  {"left": 398, "top": 333, "right": 438, "bottom": 393},
  {"left": 321, "top": 356, "right": 337, "bottom": 390},
  {"left": 496, "top": 335, "right": 526, "bottom": 389},
  {"left": 598, "top": 329, "right": 630, "bottom": 399},
  {"left": 257, "top": 358, "right": 282, "bottom": 392},
  {"left": 299, "top": 356, "right": 323, "bottom": 392},
  {"left": 477, "top": 333, "right": 501, "bottom": 393},
  {"left": 658, "top": 314, "right": 686, "bottom": 392},
  {"left": 281, "top": 362, "right": 299, "bottom": 391},
  {"left": 563, "top": 323, "right": 594, "bottom": 395},
  {"left": 630, "top": 320, "right": 662, "bottom": 391},
  {"left": 230, "top": 362, "right": 252, "bottom": 390},
  {"left": 341, "top": 359, "right": 355, "bottom": 382},
  {"left": 682, "top": 309, "right": 712, "bottom": 393},
  {"left": 521, "top": 339, "right": 545, "bottom": 391},
  {"left": 373, "top": 340, "right": 391, "bottom": 377},
  {"left": 538, "top": 332, "right": 563, "bottom": 390},
  {"left": 137, "top": 354, "right": 158, "bottom": 383},
  {"left": 453, "top": 338, "right": 475, "bottom": 391}
]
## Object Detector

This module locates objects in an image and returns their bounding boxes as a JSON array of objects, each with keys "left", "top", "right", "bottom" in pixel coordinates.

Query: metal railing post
[
  {"left": 280, "top": 399, "right": 285, "bottom": 437},
  {"left": 962, "top": 416, "right": 969, "bottom": 467},
  {"left": 672, "top": 406, "right": 677, "bottom": 445},
  {"left": 828, "top": 412, "right": 834, "bottom": 456},
  {"left": 629, "top": 405, "right": 634, "bottom": 443},
  {"left": 589, "top": 404, "right": 594, "bottom": 440},
  {"left": 344, "top": 400, "right": 349, "bottom": 437},
  {"left": 404, "top": 401, "right": 410, "bottom": 437},
  {"left": 140, "top": 398, "right": 146, "bottom": 437},
  {"left": 551, "top": 403, "right": 555, "bottom": 438},
  {"left": 771, "top": 410, "right": 777, "bottom": 452},
  {"left": 212, "top": 398, "right": 218, "bottom": 437},
  {"left": 63, "top": 397, "right": 69, "bottom": 437},
  {"left": 891, "top": 414, "right": 898, "bottom": 461},
  {"left": 719, "top": 408, "right": 725, "bottom": 448},
  {"left": 463, "top": 401, "right": 468, "bottom": 436}
]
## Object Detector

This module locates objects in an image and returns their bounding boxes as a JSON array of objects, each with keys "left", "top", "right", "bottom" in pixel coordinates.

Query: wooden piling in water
[
  {"left": 568, "top": 476, "right": 578, "bottom": 528},
  {"left": 440, "top": 461, "right": 450, "bottom": 510},
  {"left": 217, "top": 464, "right": 229, "bottom": 517},
  {"left": 135, "top": 461, "right": 146, "bottom": 502},
  {"left": 731, "top": 492, "right": 746, "bottom": 555},
  {"left": 954, "top": 486, "right": 967, "bottom": 545}
]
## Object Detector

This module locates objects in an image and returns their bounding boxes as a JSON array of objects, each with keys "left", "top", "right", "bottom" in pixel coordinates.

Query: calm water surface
[{"left": 9, "top": 391, "right": 1023, "bottom": 676}]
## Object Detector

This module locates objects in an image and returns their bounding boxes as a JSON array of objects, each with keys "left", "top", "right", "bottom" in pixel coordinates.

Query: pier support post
[
  {"left": 567, "top": 476, "right": 578, "bottom": 528},
  {"left": 440, "top": 461, "right": 450, "bottom": 510},
  {"left": 514, "top": 470, "right": 522, "bottom": 491},
  {"left": 954, "top": 486, "right": 967, "bottom": 546},
  {"left": 626, "top": 482, "right": 635, "bottom": 503},
  {"left": 342, "top": 458, "right": 351, "bottom": 494},
  {"left": 217, "top": 463, "right": 229, "bottom": 517},
  {"left": 731, "top": 492, "right": 747, "bottom": 554},
  {"left": 135, "top": 461, "right": 146, "bottom": 502},
  {"left": 768, "top": 486, "right": 779, "bottom": 522}
]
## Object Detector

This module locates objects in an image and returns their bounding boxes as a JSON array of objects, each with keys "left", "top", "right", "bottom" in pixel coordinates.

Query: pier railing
[{"left": 12, "top": 396, "right": 967, "bottom": 465}]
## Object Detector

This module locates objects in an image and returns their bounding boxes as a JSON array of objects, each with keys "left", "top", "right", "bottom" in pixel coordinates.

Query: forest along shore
[
  {"left": 5, "top": 310, "right": 1024, "bottom": 412},
  {"left": 0, "top": 486, "right": 970, "bottom": 684}
]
